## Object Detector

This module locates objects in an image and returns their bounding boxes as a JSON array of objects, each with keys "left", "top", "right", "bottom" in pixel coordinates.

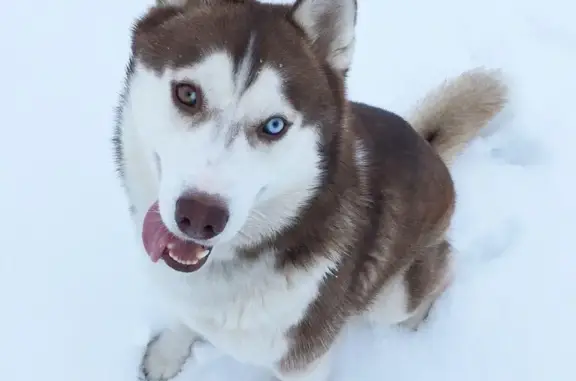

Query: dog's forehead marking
[
  {"left": 233, "top": 33, "right": 256, "bottom": 96},
  {"left": 225, "top": 33, "right": 256, "bottom": 146},
  {"left": 132, "top": 3, "right": 339, "bottom": 130},
  {"left": 170, "top": 38, "right": 293, "bottom": 147}
]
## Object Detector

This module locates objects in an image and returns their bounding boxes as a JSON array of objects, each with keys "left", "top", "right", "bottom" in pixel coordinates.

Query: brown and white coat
[{"left": 113, "top": 0, "right": 507, "bottom": 380}]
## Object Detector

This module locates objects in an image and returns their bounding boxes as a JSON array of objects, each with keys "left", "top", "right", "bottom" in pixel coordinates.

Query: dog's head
[{"left": 127, "top": 0, "right": 357, "bottom": 253}]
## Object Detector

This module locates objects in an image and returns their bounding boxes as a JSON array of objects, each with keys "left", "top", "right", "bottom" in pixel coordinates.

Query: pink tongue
[{"left": 142, "top": 201, "right": 202, "bottom": 263}]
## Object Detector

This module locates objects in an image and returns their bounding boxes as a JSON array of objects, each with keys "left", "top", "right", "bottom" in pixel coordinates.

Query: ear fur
[
  {"left": 291, "top": 0, "right": 358, "bottom": 72},
  {"left": 155, "top": 0, "right": 225, "bottom": 8},
  {"left": 155, "top": 0, "right": 188, "bottom": 6}
]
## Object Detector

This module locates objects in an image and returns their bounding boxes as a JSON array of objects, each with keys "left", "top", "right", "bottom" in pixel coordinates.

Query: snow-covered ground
[{"left": 1, "top": 0, "right": 575, "bottom": 380}]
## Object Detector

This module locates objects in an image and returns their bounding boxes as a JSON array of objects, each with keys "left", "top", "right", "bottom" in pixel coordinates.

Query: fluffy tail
[{"left": 409, "top": 68, "right": 508, "bottom": 166}]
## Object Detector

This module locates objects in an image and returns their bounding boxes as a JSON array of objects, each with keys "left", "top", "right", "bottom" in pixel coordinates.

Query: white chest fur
[{"left": 145, "top": 250, "right": 333, "bottom": 366}]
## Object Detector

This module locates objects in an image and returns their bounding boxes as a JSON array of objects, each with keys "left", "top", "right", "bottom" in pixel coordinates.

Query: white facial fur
[{"left": 125, "top": 51, "right": 323, "bottom": 250}]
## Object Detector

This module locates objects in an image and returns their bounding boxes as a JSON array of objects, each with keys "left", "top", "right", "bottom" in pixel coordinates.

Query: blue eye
[{"left": 262, "top": 117, "right": 288, "bottom": 136}]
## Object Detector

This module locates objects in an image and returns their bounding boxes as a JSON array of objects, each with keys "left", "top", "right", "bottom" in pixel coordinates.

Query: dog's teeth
[
  {"left": 197, "top": 249, "right": 210, "bottom": 259},
  {"left": 168, "top": 250, "right": 178, "bottom": 261},
  {"left": 168, "top": 250, "right": 200, "bottom": 266},
  {"left": 168, "top": 251, "right": 187, "bottom": 265},
  {"left": 167, "top": 243, "right": 175, "bottom": 250}
]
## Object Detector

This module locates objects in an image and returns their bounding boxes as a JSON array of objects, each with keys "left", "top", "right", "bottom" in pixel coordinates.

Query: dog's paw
[{"left": 140, "top": 325, "right": 199, "bottom": 381}]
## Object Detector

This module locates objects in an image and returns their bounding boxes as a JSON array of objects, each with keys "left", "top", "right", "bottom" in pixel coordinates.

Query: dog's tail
[{"left": 409, "top": 68, "right": 508, "bottom": 166}]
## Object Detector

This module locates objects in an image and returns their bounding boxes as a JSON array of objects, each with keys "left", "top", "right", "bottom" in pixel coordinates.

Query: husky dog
[{"left": 113, "top": 0, "right": 507, "bottom": 380}]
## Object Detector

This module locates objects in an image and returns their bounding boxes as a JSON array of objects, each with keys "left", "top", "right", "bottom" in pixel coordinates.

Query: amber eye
[{"left": 173, "top": 82, "right": 202, "bottom": 108}]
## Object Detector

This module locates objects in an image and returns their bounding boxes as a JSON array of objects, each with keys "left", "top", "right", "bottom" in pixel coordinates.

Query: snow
[{"left": 1, "top": 0, "right": 575, "bottom": 380}]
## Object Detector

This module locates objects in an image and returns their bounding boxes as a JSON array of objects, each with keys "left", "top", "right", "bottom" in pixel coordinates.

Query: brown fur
[{"left": 121, "top": 0, "right": 508, "bottom": 378}]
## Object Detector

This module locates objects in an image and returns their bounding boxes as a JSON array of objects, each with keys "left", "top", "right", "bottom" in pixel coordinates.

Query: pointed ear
[
  {"left": 155, "top": 0, "right": 188, "bottom": 6},
  {"left": 291, "top": 0, "right": 357, "bottom": 72},
  {"left": 155, "top": 0, "right": 225, "bottom": 7}
]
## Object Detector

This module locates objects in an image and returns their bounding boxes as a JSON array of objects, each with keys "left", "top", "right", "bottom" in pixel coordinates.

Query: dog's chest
[{"left": 148, "top": 256, "right": 329, "bottom": 365}]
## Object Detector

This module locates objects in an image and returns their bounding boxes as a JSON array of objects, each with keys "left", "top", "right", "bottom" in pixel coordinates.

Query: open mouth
[
  {"left": 161, "top": 244, "right": 212, "bottom": 273},
  {"left": 141, "top": 201, "right": 212, "bottom": 273}
]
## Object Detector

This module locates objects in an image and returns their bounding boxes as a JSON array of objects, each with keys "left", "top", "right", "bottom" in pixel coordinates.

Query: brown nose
[{"left": 175, "top": 192, "right": 230, "bottom": 240}]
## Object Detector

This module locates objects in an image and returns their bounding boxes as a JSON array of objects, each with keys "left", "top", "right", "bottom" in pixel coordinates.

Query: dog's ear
[
  {"left": 155, "top": 0, "right": 188, "bottom": 6},
  {"left": 155, "top": 0, "right": 228, "bottom": 7},
  {"left": 291, "top": 0, "right": 358, "bottom": 73}
]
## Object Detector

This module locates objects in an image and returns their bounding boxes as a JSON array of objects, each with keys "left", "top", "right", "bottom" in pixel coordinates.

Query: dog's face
[{"left": 127, "top": 0, "right": 357, "bottom": 250}]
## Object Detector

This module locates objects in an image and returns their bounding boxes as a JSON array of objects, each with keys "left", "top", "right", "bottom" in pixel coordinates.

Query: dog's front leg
[
  {"left": 140, "top": 323, "right": 201, "bottom": 381},
  {"left": 273, "top": 350, "right": 333, "bottom": 381}
]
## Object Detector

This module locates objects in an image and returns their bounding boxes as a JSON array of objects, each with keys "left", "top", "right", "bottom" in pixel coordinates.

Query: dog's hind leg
[
  {"left": 363, "top": 240, "right": 453, "bottom": 330},
  {"left": 399, "top": 240, "right": 453, "bottom": 330}
]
